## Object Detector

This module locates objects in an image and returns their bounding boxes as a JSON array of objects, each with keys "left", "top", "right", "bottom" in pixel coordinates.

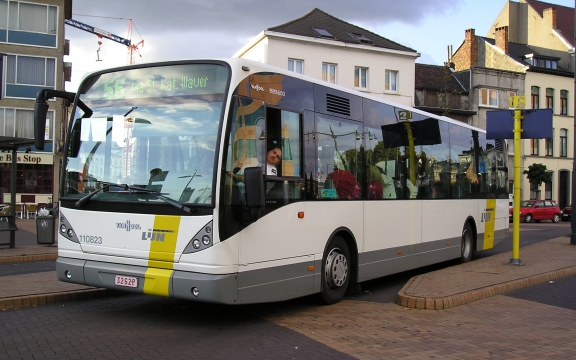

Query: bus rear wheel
[
  {"left": 460, "top": 223, "right": 474, "bottom": 263},
  {"left": 317, "top": 235, "right": 350, "bottom": 305}
]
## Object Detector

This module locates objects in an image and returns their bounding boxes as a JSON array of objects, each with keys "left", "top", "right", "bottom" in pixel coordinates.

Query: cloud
[
  {"left": 65, "top": 0, "right": 461, "bottom": 90},
  {"left": 70, "top": 0, "right": 460, "bottom": 39}
]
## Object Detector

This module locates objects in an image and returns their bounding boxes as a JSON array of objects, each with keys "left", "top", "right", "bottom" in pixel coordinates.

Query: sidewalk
[
  {"left": 2, "top": 219, "right": 576, "bottom": 311},
  {"left": 396, "top": 236, "right": 576, "bottom": 309},
  {"left": 0, "top": 219, "right": 122, "bottom": 310}
]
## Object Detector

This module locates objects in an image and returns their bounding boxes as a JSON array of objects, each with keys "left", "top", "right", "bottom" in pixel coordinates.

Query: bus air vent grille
[{"left": 326, "top": 93, "right": 350, "bottom": 116}]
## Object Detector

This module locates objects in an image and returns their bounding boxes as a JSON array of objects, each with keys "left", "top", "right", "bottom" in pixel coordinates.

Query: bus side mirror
[
  {"left": 34, "top": 89, "right": 90, "bottom": 152},
  {"left": 34, "top": 99, "right": 49, "bottom": 150},
  {"left": 243, "top": 167, "right": 265, "bottom": 223}
]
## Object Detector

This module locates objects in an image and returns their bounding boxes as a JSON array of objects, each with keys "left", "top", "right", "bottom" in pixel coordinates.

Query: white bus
[{"left": 34, "top": 59, "right": 509, "bottom": 305}]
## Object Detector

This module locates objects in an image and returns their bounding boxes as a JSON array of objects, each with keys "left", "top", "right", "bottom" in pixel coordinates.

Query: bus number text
[{"left": 79, "top": 235, "right": 103, "bottom": 244}]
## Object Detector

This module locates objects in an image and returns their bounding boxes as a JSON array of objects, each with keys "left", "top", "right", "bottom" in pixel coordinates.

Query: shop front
[{"left": 0, "top": 151, "right": 55, "bottom": 206}]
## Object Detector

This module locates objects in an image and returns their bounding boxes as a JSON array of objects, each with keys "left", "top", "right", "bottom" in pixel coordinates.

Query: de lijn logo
[{"left": 141, "top": 229, "right": 174, "bottom": 242}]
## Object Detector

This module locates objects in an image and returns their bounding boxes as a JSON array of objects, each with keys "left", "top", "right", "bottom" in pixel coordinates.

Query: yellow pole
[{"left": 510, "top": 108, "right": 523, "bottom": 265}]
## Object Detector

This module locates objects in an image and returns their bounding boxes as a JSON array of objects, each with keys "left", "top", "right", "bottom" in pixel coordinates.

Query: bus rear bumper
[{"left": 56, "top": 257, "right": 239, "bottom": 304}]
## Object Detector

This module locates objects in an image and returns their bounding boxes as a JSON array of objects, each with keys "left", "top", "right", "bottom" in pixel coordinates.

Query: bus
[{"left": 34, "top": 59, "right": 509, "bottom": 305}]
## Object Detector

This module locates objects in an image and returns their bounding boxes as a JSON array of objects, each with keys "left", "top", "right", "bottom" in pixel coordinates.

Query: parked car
[
  {"left": 561, "top": 204, "right": 572, "bottom": 221},
  {"left": 508, "top": 200, "right": 561, "bottom": 223}
]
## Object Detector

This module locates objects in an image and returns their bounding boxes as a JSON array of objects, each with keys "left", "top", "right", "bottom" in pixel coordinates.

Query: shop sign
[{"left": 0, "top": 153, "right": 53, "bottom": 165}]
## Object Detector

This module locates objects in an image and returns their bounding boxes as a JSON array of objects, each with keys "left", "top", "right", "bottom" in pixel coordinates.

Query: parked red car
[
  {"left": 561, "top": 204, "right": 572, "bottom": 221},
  {"left": 508, "top": 200, "right": 561, "bottom": 223}
]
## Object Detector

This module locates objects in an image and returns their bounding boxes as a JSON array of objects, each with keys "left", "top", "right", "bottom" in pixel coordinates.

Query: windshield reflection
[{"left": 63, "top": 63, "right": 228, "bottom": 206}]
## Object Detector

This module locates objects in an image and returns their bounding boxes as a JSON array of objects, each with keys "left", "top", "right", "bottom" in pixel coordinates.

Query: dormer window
[
  {"left": 349, "top": 32, "right": 373, "bottom": 44},
  {"left": 524, "top": 54, "right": 558, "bottom": 69},
  {"left": 312, "top": 28, "right": 334, "bottom": 39}
]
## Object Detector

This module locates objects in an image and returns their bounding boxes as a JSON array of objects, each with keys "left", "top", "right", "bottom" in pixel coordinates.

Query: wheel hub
[{"left": 325, "top": 248, "right": 348, "bottom": 289}]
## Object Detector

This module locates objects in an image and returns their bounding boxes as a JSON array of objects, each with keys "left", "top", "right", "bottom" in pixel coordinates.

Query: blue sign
[{"left": 486, "top": 109, "right": 553, "bottom": 139}]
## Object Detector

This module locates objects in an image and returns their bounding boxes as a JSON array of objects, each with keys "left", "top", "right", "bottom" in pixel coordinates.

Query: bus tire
[
  {"left": 317, "top": 235, "right": 350, "bottom": 305},
  {"left": 460, "top": 222, "right": 474, "bottom": 263}
]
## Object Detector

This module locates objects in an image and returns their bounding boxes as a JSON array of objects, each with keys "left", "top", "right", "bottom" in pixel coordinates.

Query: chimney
[
  {"left": 495, "top": 26, "right": 509, "bottom": 53},
  {"left": 543, "top": 8, "right": 557, "bottom": 29},
  {"left": 452, "top": 29, "right": 478, "bottom": 71}
]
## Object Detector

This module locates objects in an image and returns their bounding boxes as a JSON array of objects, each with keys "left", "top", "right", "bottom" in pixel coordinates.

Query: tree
[{"left": 523, "top": 163, "right": 552, "bottom": 194}]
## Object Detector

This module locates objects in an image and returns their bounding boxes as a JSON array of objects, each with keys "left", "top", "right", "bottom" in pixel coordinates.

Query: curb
[
  {"left": 1, "top": 288, "right": 127, "bottom": 311},
  {"left": 396, "top": 265, "right": 576, "bottom": 310},
  {"left": 0, "top": 253, "right": 58, "bottom": 264}
]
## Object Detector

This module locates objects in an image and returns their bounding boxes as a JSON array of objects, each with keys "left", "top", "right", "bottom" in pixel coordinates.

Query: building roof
[
  {"left": 482, "top": 37, "right": 536, "bottom": 64},
  {"left": 482, "top": 37, "right": 572, "bottom": 75},
  {"left": 525, "top": 0, "right": 574, "bottom": 47},
  {"left": 415, "top": 64, "right": 467, "bottom": 93},
  {"left": 267, "top": 8, "right": 417, "bottom": 53}
]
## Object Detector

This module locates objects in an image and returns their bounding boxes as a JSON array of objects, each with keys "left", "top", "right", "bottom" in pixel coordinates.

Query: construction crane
[{"left": 65, "top": 18, "right": 144, "bottom": 64}]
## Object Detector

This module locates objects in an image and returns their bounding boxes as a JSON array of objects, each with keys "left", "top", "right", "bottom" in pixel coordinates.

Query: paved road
[{"left": 1, "top": 276, "right": 575, "bottom": 359}]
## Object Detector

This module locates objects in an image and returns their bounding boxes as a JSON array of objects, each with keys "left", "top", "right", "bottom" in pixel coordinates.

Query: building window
[
  {"left": 1, "top": 1, "right": 58, "bottom": 46},
  {"left": 0, "top": 162, "right": 54, "bottom": 195},
  {"left": 531, "top": 139, "right": 539, "bottom": 155},
  {"left": 354, "top": 67, "right": 368, "bottom": 89},
  {"left": 545, "top": 131, "right": 553, "bottom": 156},
  {"left": 288, "top": 59, "right": 303, "bottom": 74},
  {"left": 546, "top": 88, "right": 554, "bottom": 111},
  {"left": 561, "top": 90, "right": 568, "bottom": 115},
  {"left": 322, "top": 63, "right": 337, "bottom": 84},
  {"left": 0, "top": 107, "right": 54, "bottom": 139},
  {"left": 508, "top": 91, "right": 517, "bottom": 108},
  {"left": 479, "top": 88, "right": 498, "bottom": 107},
  {"left": 531, "top": 86, "right": 540, "bottom": 109},
  {"left": 544, "top": 178, "right": 552, "bottom": 200},
  {"left": 529, "top": 183, "right": 540, "bottom": 200},
  {"left": 6, "top": 1, "right": 57, "bottom": 33},
  {"left": 7, "top": 55, "right": 55, "bottom": 86},
  {"left": 5, "top": 55, "right": 56, "bottom": 98},
  {"left": 385, "top": 70, "right": 398, "bottom": 92},
  {"left": 560, "top": 128, "right": 568, "bottom": 157}
]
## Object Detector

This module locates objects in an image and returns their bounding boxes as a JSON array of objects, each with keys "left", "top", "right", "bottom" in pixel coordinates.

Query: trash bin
[{"left": 36, "top": 215, "right": 55, "bottom": 245}]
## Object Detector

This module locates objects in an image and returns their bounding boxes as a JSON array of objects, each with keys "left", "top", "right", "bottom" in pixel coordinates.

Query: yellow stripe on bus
[
  {"left": 143, "top": 215, "right": 181, "bottom": 296},
  {"left": 482, "top": 199, "right": 496, "bottom": 250},
  {"left": 148, "top": 215, "right": 181, "bottom": 266},
  {"left": 143, "top": 268, "right": 173, "bottom": 297}
]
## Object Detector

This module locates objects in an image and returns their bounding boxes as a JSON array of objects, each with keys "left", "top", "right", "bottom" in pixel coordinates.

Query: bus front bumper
[{"left": 56, "top": 257, "right": 239, "bottom": 304}]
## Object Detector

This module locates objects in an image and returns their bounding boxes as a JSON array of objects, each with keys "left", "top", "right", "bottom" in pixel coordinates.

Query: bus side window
[
  {"left": 265, "top": 109, "right": 303, "bottom": 201},
  {"left": 316, "top": 116, "right": 361, "bottom": 200}
]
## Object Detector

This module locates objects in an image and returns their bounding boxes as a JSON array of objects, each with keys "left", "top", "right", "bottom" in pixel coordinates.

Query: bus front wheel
[
  {"left": 460, "top": 223, "right": 474, "bottom": 263},
  {"left": 317, "top": 235, "right": 350, "bottom": 305}
]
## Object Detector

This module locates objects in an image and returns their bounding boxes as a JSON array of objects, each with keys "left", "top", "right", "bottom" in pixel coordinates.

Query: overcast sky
[{"left": 65, "top": 0, "right": 575, "bottom": 91}]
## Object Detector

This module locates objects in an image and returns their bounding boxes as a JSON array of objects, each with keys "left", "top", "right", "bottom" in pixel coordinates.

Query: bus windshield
[{"left": 63, "top": 63, "right": 229, "bottom": 205}]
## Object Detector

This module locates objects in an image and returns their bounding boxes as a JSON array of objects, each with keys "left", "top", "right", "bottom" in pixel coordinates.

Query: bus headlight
[
  {"left": 59, "top": 215, "right": 79, "bottom": 243},
  {"left": 202, "top": 235, "right": 211, "bottom": 245},
  {"left": 182, "top": 221, "right": 214, "bottom": 254}
]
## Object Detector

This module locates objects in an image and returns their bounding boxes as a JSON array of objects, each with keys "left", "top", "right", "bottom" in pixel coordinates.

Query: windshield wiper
[
  {"left": 125, "top": 185, "right": 195, "bottom": 213},
  {"left": 75, "top": 183, "right": 195, "bottom": 213},
  {"left": 75, "top": 182, "right": 118, "bottom": 208}
]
